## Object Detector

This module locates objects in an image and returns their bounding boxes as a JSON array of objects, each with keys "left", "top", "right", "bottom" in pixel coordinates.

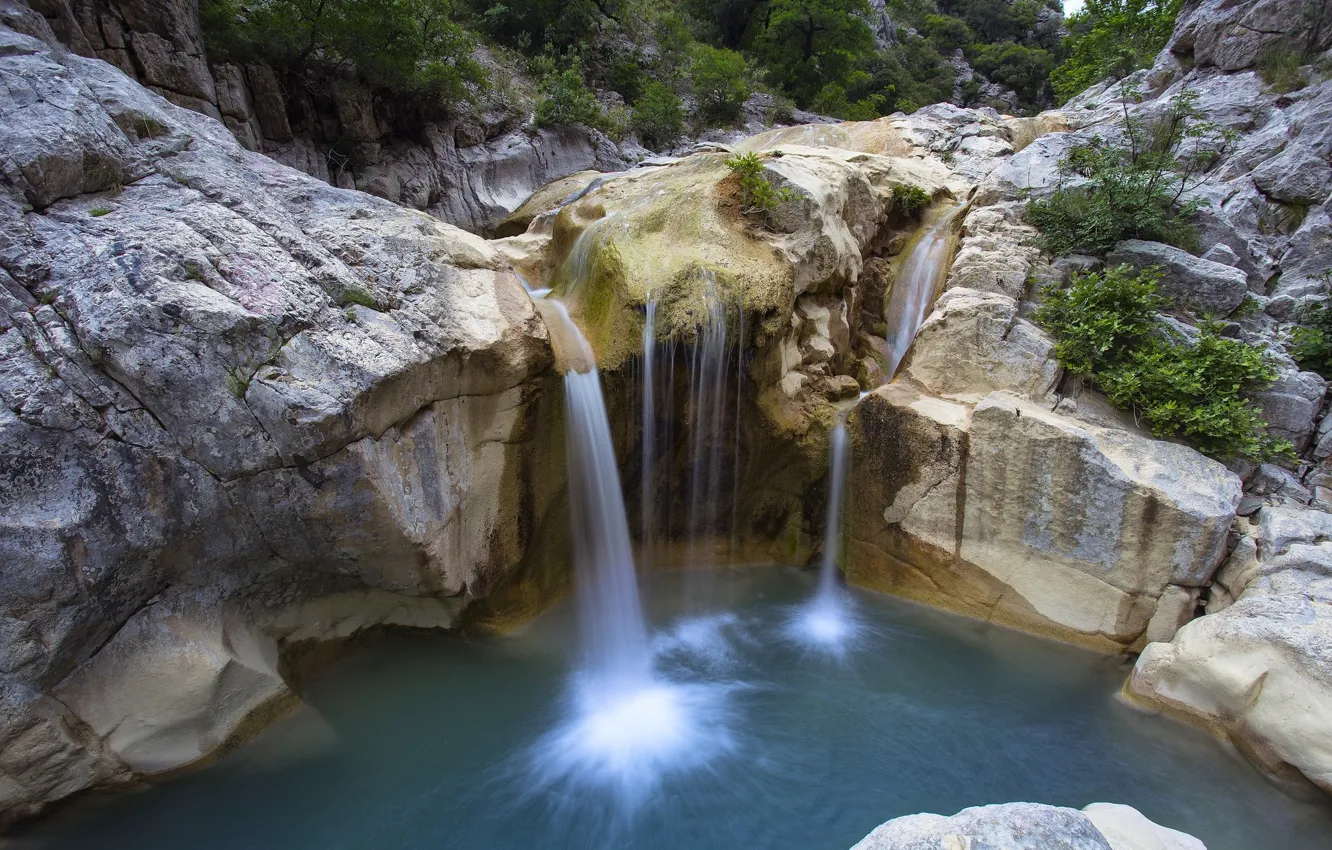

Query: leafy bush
[
  {"left": 535, "top": 67, "right": 602, "bottom": 128},
  {"left": 812, "top": 80, "right": 882, "bottom": 120},
  {"left": 753, "top": 0, "right": 875, "bottom": 106},
  {"left": 201, "top": 0, "right": 484, "bottom": 111},
  {"left": 1026, "top": 87, "right": 1233, "bottom": 256},
  {"left": 1035, "top": 265, "right": 1290, "bottom": 461},
  {"left": 969, "top": 41, "right": 1054, "bottom": 110},
  {"left": 690, "top": 44, "right": 751, "bottom": 123},
  {"left": 892, "top": 184, "right": 930, "bottom": 219},
  {"left": 1049, "top": 0, "right": 1182, "bottom": 104},
  {"left": 1256, "top": 45, "right": 1307, "bottom": 93},
  {"left": 631, "top": 81, "right": 686, "bottom": 149},
  {"left": 1291, "top": 300, "right": 1332, "bottom": 378},
  {"left": 725, "top": 152, "right": 798, "bottom": 221},
  {"left": 90, "top": 205, "right": 112, "bottom": 217}
]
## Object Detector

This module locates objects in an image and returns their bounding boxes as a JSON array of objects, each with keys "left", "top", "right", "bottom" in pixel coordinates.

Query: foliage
[
  {"left": 631, "top": 81, "right": 686, "bottom": 148},
  {"left": 1257, "top": 45, "right": 1308, "bottom": 93},
  {"left": 752, "top": 0, "right": 875, "bottom": 106},
  {"left": 1049, "top": 0, "right": 1182, "bottom": 104},
  {"left": 201, "top": 0, "right": 485, "bottom": 111},
  {"left": 90, "top": 205, "right": 112, "bottom": 217},
  {"left": 969, "top": 41, "right": 1054, "bottom": 108},
  {"left": 1026, "top": 86, "right": 1234, "bottom": 256},
  {"left": 1291, "top": 299, "right": 1332, "bottom": 378},
  {"left": 725, "top": 152, "right": 798, "bottom": 220},
  {"left": 1033, "top": 265, "right": 1166, "bottom": 376},
  {"left": 892, "top": 184, "right": 930, "bottom": 218},
  {"left": 535, "top": 63, "right": 602, "bottom": 127},
  {"left": 337, "top": 286, "right": 384, "bottom": 310},
  {"left": 690, "top": 44, "right": 752, "bottom": 122},
  {"left": 1035, "top": 265, "right": 1290, "bottom": 461}
]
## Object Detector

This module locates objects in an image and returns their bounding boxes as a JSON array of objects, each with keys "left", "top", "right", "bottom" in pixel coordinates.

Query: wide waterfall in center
[{"left": 527, "top": 295, "right": 736, "bottom": 812}]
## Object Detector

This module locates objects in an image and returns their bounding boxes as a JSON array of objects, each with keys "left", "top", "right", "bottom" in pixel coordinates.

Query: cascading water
[
  {"left": 527, "top": 294, "right": 735, "bottom": 811},
  {"left": 882, "top": 207, "right": 961, "bottom": 380},
  {"left": 640, "top": 295, "right": 656, "bottom": 563},
  {"left": 788, "top": 420, "right": 861, "bottom": 653},
  {"left": 685, "top": 272, "right": 732, "bottom": 569}
]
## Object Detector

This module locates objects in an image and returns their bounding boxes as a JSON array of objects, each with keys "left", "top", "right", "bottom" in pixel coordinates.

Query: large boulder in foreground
[
  {"left": 0, "top": 23, "right": 561, "bottom": 825},
  {"left": 850, "top": 802, "right": 1206, "bottom": 850},
  {"left": 1126, "top": 505, "right": 1332, "bottom": 795},
  {"left": 848, "top": 386, "right": 1241, "bottom": 651}
]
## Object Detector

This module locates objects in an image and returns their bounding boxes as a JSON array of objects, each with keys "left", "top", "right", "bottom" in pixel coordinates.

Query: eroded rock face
[
  {"left": 0, "top": 23, "right": 562, "bottom": 824},
  {"left": 848, "top": 387, "right": 1240, "bottom": 651},
  {"left": 1127, "top": 504, "right": 1332, "bottom": 795}
]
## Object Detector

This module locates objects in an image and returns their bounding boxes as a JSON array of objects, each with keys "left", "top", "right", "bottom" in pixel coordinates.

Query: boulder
[
  {"left": 0, "top": 24, "right": 563, "bottom": 824},
  {"left": 848, "top": 389, "right": 1241, "bottom": 650},
  {"left": 944, "top": 203, "right": 1042, "bottom": 301},
  {"left": 851, "top": 803, "right": 1113, "bottom": 850},
  {"left": 899, "top": 288, "right": 1061, "bottom": 402},
  {"left": 1171, "top": 0, "right": 1332, "bottom": 72},
  {"left": 1081, "top": 803, "right": 1207, "bottom": 850},
  {"left": 1128, "top": 539, "right": 1332, "bottom": 794},
  {"left": 1106, "top": 240, "right": 1248, "bottom": 315},
  {"left": 1250, "top": 361, "right": 1326, "bottom": 452},
  {"left": 1251, "top": 143, "right": 1332, "bottom": 206}
]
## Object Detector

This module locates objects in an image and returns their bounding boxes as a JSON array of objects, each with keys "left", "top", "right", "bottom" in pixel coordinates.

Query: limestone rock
[
  {"left": 848, "top": 389, "right": 1241, "bottom": 650},
  {"left": 852, "top": 803, "right": 1113, "bottom": 850},
  {"left": 53, "top": 592, "right": 291, "bottom": 775},
  {"left": 1171, "top": 0, "right": 1332, "bottom": 72},
  {"left": 1106, "top": 240, "right": 1248, "bottom": 315},
  {"left": 1251, "top": 143, "right": 1332, "bottom": 206},
  {"left": 899, "top": 288, "right": 1060, "bottom": 402},
  {"left": 1128, "top": 517, "right": 1332, "bottom": 794},
  {"left": 1081, "top": 803, "right": 1207, "bottom": 850},
  {"left": 944, "top": 202, "right": 1042, "bottom": 301},
  {"left": 0, "top": 23, "right": 562, "bottom": 824}
]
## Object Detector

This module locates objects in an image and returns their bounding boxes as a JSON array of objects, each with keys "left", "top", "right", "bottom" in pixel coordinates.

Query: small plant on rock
[
  {"left": 1035, "top": 264, "right": 1291, "bottom": 462},
  {"left": 892, "top": 184, "right": 930, "bottom": 219},
  {"left": 725, "top": 152, "right": 798, "bottom": 224},
  {"left": 1257, "top": 45, "right": 1308, "bottom": 93},
  {"left": 90, "top": 205, "right": 112, "bottom": 217}
]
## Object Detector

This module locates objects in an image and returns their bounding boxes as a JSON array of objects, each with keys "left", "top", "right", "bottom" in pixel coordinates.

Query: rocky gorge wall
[
  {"left": 0, "top": 11, "right": 572, "bottom": 824},
  {"left": 4, "top": 0, "right": 1332, "bottom": 832}
]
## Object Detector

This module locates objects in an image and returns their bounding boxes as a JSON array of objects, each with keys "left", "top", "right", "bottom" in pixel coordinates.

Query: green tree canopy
[
  {"left": 753, "top": 0, "right": 875, "bottom": 105},
  {"left": 1049, "top": 0, "right": 1182, "bottom": 103}
]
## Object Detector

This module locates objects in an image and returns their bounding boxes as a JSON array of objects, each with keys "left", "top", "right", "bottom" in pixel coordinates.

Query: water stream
[
  {"left": 883, "top": 207, "right": 961, "bottom": 380},
  {"left": 526, "top": 293, "right": 735, "bottom": 808}
]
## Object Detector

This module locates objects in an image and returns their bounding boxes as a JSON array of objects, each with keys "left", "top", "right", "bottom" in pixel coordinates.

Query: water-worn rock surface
[{"left": 0, "top": 18, "right": 563, "bottom": 824}]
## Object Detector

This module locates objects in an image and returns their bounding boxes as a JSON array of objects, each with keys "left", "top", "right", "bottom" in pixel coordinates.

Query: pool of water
[{"left": 19, "top": 567, "right": 1332, "bottom": 849}]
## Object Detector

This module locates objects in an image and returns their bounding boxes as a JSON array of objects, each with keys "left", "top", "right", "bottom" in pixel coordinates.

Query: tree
[
  {"left": 690, "top": 44, "right": 752, "bottom": 122},
  {"left": 753, "top": 0, "right": 875, "bottom": 105},
  {"left": 1049, "top": 0, "right": 1182, "bottom": 104},
  {"left": 632, "top": 81, "right": 686, "bottom": 148},
  {"left": 201, "top": 0, "right": 484, "bottom": 109},
  {"left": 970, "top": 41, "right": 1054, "bottom": 109}
]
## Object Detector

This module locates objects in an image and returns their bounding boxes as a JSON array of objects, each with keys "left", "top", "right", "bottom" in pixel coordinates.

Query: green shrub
[
  {"left": 892, "top": 184, "right": 930, "bottom": 219},
  {"left": 1291, "top": 299, "right": 1332, "bottom": 378},
  {"left": 1256, "top": 45, "right": 1308, "bottom": 93},
  {"left": 631, "top": 81, "right": 685, "bottom": 149},
  {"left": 90, "top": 205, "right": 112, "bottom": 217},
  {"left": 969, "top": 41, "right": 1054, "bottom": 111},
  {"left": 337, "top": 286, "right": 383, "bottom": 310},
  {"left": 536, "top": 67, "right": 602, "bottom": 128},
  {"left": 690, "top": 44, "right": 751, "bottom": 123},
  {"left": 1035, "top": 265, "right": 1291, "bottom": 461},
  {"left": 201, "top": 0, "right": 484, "bottom": 111},
  {"left": 725, "top": 152, "right": 798, "bottom": 221},
  {"left": 1025, "top": 87, "right": 1233, "bottom": 256},
  {"left": 1049, "top": 0, "right": 1182, "bottom": 104},
  {"left": 812, "top": 81, "right": 882, "bottom": 120}
]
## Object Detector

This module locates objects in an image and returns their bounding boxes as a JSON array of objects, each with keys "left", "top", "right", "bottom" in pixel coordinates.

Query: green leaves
[
  {"left": 1035, "top": 266, "right": 1291, "bottom": 462},
  {"left": 1049, "top": 0, "right": 1182, "bottom": 104},
  {"left": 200, "top": 0, "right": 484, "bottom": 112},
  {"left": 891, "top": 184, "right": 930, "bottom": 219},
  {"left": 1292, "top": 300, "right": 1332, "bottom": 379},
  {"left": 752, "top": 0, "right": 875, "bottom": 106},
  {"left": 631, "top": 82, "right": 686, "bottom": 149},
  {"left": 725, "top": 152, "right": 798, "bottom": 224},
  {"left": 690, "top": 44, "right": 751, "bottom": 123}
]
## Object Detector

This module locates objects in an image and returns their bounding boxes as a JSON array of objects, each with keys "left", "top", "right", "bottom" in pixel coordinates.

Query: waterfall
[
  {"left": 882, "top": 208, "right": 960, "bottom": 380},
  {"left": 816, "top": 422, "right": 848, "bottom": 600},
  {"left": 641, "top": 296, "right": 656, "bottom": 562},
  {"left": 686, "top": 272, "right": 732, "bottom": 568},
  {"left": 529, "top": 293, "right": 735, "bottom": 807}
]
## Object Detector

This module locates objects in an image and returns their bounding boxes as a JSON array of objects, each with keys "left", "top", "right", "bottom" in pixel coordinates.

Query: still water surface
[{"left": 21, "top": 567, "right": 1332, "bottom": 849}]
